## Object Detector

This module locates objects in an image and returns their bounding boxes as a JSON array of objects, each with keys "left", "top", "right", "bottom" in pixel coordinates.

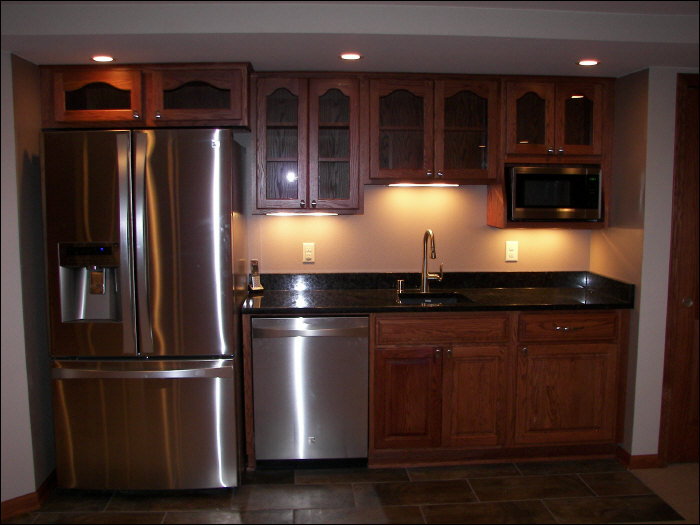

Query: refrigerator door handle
[
  {"left": 133, "top": 131, "right": 154, "bottom": 355},
  {"left": 118, "top": 132, "right": 138, "bottom": 355},
  {"left": 52, "top": 365, "right": 233, "bottom": 380}
]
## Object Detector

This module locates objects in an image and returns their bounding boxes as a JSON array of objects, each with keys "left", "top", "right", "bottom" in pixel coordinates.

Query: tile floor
[{"left": 3, "top": 459, "right": 696, "bottom": 524}]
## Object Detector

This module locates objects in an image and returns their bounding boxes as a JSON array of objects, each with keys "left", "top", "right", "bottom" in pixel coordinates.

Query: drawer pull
[{"left": 554, "top": 324, "right": 584, "bottom": 332}]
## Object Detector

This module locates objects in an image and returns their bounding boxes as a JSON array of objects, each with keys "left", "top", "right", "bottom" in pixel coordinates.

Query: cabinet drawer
[
  {"left": 518, "top": 311, "right": 618, "bottom": 342},
  {"left": 375, "top": 313, "right": 510, "bottom": 345}
]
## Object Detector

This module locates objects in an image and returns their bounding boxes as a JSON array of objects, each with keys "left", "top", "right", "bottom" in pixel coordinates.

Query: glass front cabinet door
[
  {"left": 369, "top": 79, "right": 434, "bottom": 181},
  {"left": 308, "top": 78, "right": 360, "bottom": 211},
  {"left": 45, "top": 67, "right": 143, "bottom": 125},
  {"left": 506, "top": 80, "right": 603, "bottom": 157},
  {"left": 369, "top": 78, "right": 499, "bottom": 183},
  {"left": 256, "top": 76, "right": 361, "bottom": 213},
  {"left": 434, "top": 79, "right": 499, "bottom": 181},
  {"left": 145, "top": 65, "right": 249, "bottom": 126}
]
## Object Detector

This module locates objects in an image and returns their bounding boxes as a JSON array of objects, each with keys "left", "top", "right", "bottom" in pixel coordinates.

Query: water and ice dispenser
[{"left": 59, "top": 242, "right": 121, "bottom": 322}]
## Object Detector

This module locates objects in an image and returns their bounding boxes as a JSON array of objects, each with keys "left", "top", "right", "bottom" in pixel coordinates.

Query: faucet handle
[{"left": 428, "top": 263, "right": 444, "bottom": 282}]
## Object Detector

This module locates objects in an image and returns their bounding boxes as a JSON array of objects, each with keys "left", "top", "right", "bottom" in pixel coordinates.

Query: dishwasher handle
[{"left": 252, "top": 326, "right": 367, "bottom": 338}]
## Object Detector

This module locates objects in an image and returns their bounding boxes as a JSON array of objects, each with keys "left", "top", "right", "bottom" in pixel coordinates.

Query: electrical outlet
[
  {"left": 505, "top": 240, "right": 518, "bottom": 262},
  {"left": 303, "top": 242, "right": 315, "bottom": 263}
]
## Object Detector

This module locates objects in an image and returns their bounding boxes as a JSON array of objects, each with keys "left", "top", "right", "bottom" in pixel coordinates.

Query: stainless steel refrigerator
[{"left": 42, "top": 129, "right": 246, "bottom": 490}]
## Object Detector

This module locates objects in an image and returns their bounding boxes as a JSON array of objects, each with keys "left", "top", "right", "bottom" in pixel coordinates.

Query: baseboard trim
[
  {"left": 616, "top": 446, "right": 664, "bottom": 469},
  {"left": 0, "top": 470, "right": 55, "bottom": 521}
]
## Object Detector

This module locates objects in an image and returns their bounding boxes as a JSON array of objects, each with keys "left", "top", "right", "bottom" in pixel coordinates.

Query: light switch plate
[
  {"left": 505, "top": 240, "right": 518, "bottom": 262},
  {"left": 303, "top": 242, "right": 315, "bottom": 263}
]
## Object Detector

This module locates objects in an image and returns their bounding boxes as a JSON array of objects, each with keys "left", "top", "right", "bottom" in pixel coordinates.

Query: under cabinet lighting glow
[
  {"left": 265, "top": 212, "right": 338, "bottom": 216},
  {"left": 571, "top": 94, "right": 585, "bottom": 99},
  {"left": 578, "top": 59, "right": 599, "bottom": 66},
  {"left": 92, "top": 55, "right": 114, "bottom": 62},
  {"left": 340, "top": 53, "right": 362, "bottom": 60},
  {"left": 387, "top": 183, "right": 459, "bottom": 187}
]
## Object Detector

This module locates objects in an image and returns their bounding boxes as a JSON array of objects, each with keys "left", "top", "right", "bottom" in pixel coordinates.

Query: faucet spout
[{"left": 421, "top": 229, "right": 443, "bottom": 293}]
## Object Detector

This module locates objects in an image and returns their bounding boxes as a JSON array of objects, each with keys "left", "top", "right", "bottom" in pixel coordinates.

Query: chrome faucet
[{"left": 421, "top": 229, "right": 443, "bottom": 293}]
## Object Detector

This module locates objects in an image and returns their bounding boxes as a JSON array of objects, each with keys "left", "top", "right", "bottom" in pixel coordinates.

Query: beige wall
[
  {"left": 248, "top": 186, "right": 593, "bottom": 274},
  {"left": 591, "top": 69, "right": 648, "bottom": 454}
]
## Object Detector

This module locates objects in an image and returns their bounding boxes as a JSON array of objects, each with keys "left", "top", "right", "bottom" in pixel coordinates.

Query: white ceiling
[{"left": 2, "top": 1, "right": 698, "bottom": 78}]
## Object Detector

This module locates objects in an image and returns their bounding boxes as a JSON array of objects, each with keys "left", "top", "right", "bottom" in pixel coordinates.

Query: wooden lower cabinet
[
  {"left": 372, "top": 313, "right": 511, "bottom": 453},
  {"left": 515, "top": 342, "right": 618, "bottom": 444},
  {"left": 370, "top": 310, "right": 627, "bottom": 465}
]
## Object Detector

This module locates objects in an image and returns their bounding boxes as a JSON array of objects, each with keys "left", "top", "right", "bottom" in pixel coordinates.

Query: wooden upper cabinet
[
  {"left": 255, "top": 76, "right": 362, "bottom": 213},
  {"left": 43, "top": 67, "right": 143, "bottom": 125},
  {"left": 505, "top": 79, "right": 603, "bottom": 157},
  {"left": 369, "top": 78, "right": 499, "bottom": 183},
  {"left": 369, "top": 79, "right": 434, "bottom": 181},
  {"left": 434, "top": 79, "right": 500, "bottom": 182},
  {"left": 144, "top": 64, "right": 249, "bottom": 126},
  {"left": 40, "top": 63, "right": 251, "bottom": 128},
  {"left": 308, "top": 78, "right": 361, "bottom": 211},
  {"left": 256, "top": 77, "right": 308, "bottom": 210}
]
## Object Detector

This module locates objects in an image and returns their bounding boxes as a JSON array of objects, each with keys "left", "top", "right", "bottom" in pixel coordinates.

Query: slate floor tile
[
  {"left": 105, "top": 489, "right": 233, "bottom": 511},
  {"left": 293, "top": 506, "right": 425, "bottom": 524},
  {"left": 163, "top": 509, "right": 294, "bottom": 523},
  {"left": 407, "top": 463, "right": 519, "bottom": 482},
  {"left": 230, "top": 483, "right": 355, "bottom": 511},
  {"left": 579, "top": 471, "right": 656, "bottom": 497},
  {"left": 470, "top": 474, "right": 593, "bottom": 501},
  {"left": 32, "top": 511, "right": 165, "bottom": 524},
  {"left": 422, "top": 500, "right": 557, "bottom": 524},
  {"left": 242, "top": 469, "right": 296, "bottom": 485},
  {"left": 515, "top": 458, "right": 626, "bottom": 475},
  {"left": 295, "top": 467, "right": 409, "bottom": 484},
  {"left": 544, "top": 494, "right": 685, "bottom": 523},
  {"left": 353, "top": 479, "right": 475, "bottom": 507},
  {"left": 34, "top": 489, "right": 112, "bottom": 512}
]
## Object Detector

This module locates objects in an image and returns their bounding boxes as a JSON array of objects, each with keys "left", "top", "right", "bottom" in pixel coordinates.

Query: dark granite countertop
[{"left": 241, "top": 272, "right": 634, "bottom": 315}]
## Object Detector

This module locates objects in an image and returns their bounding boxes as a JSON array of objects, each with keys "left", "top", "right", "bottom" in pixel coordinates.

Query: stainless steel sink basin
[{"left": 397, "top": 291, "right": 473, "bottom": 305}]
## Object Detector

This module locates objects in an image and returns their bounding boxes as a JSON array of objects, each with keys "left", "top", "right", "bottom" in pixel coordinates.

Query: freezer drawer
[
  {"left": 252, "top": 317, "right": 369, "bottom": 461},
  {"left": 51, "top": 359, "right": 239, "bottom": 490}
]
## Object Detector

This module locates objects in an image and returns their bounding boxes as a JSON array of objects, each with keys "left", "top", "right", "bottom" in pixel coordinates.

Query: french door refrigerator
[{"left": 42, "top": 129, "right": 245, "bottom": 490}]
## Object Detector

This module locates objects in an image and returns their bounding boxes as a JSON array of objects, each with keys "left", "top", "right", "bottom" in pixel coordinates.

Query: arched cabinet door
[
  {"left": 308, "top": 79, "right": 361, "bottom": 211},
  {"left": 506, "top": 79, "right": 604, "bottom": 157},
  {"left": 434, "top": 79, "right": 500, "bottom": 182},
  {"left": 45, "top": 67, "right": 143, "bottom": 125},
  {"left": 256, "top": 77, "right": 309, "bottom": 210},
  {"left": 145, "top": 64, "right": 249, "bottom": 126}
]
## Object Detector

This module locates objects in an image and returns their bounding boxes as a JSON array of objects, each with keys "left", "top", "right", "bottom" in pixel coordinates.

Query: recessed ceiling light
[
  {"left": 578, "top": 59, "right": 599, "bottom": 66},
  {"left": 340, "top": 53, "right": 362, "bottom": 61},
  {"left": 92, "top": 55, "right": 114, "bottom": 63}
]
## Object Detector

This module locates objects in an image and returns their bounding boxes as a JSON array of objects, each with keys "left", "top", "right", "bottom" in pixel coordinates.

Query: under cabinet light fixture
[
  {"left": 578, "top": 59, "right": 599, "bottom": 66},
  {"left": 340, "top": 53, "right": 362, "bottom": 60},
  {"left": 92, "top": 55, "right": 114, "bottom": 62}
]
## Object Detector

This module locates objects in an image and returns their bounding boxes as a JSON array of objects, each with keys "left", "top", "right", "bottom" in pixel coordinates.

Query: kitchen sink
[{"left": 397, "top": 291, "right": 473, "bottom": 305}]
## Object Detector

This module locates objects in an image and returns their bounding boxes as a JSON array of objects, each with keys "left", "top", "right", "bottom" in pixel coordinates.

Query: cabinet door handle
[
  {"left": 437, "top": 171, "right": 444, "bottom": 178},
  {"left": 521, "top": 346, "right": 528, "bottom": 355},
  {"left": 154, "top": 111, "right": 162, "bottom": 119},
  {"left": 557, "top": 148, "right": 564, "bottom": 154},
  {"left": 446, "top": 348, "right": 452, "bottom": 357},
  {"left": 435, "top": 347, "right": 441, "bottom": 355},
  {"left": 547, "top": 147, "right": 554, "bottom": 154},
  {"left": 426, "top": 171, "right": 433, "bottom": 177},
  {"left": 132, "top": 111, "right": 140, "bottom": 119},
  {"left": 300, "top": 200, "right": 306, "bottom": 208},
  {"left": 311, "top": 200, "right": 317, "bottom": 208},
  {"left": 682, "top": 297, "right": 695, "bottom": 308}
]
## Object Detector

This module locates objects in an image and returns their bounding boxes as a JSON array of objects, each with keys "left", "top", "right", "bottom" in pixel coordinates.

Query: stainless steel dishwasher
[{"left": 252, "top": 316, "right": 368, "bottom": 461}]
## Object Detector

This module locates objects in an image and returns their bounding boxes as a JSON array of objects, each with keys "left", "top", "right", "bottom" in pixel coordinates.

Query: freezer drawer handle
[
  {"left": 52, "top": 366, "right": 233, "bottom": 380},
  {"left": 252, "top": 326, "right": 367, "bottom": 338}
]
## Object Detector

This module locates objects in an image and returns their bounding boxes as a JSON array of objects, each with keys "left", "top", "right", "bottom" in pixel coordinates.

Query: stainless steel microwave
[{"left": 507, "top": 165, "right": 602, "bottom": 222}]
